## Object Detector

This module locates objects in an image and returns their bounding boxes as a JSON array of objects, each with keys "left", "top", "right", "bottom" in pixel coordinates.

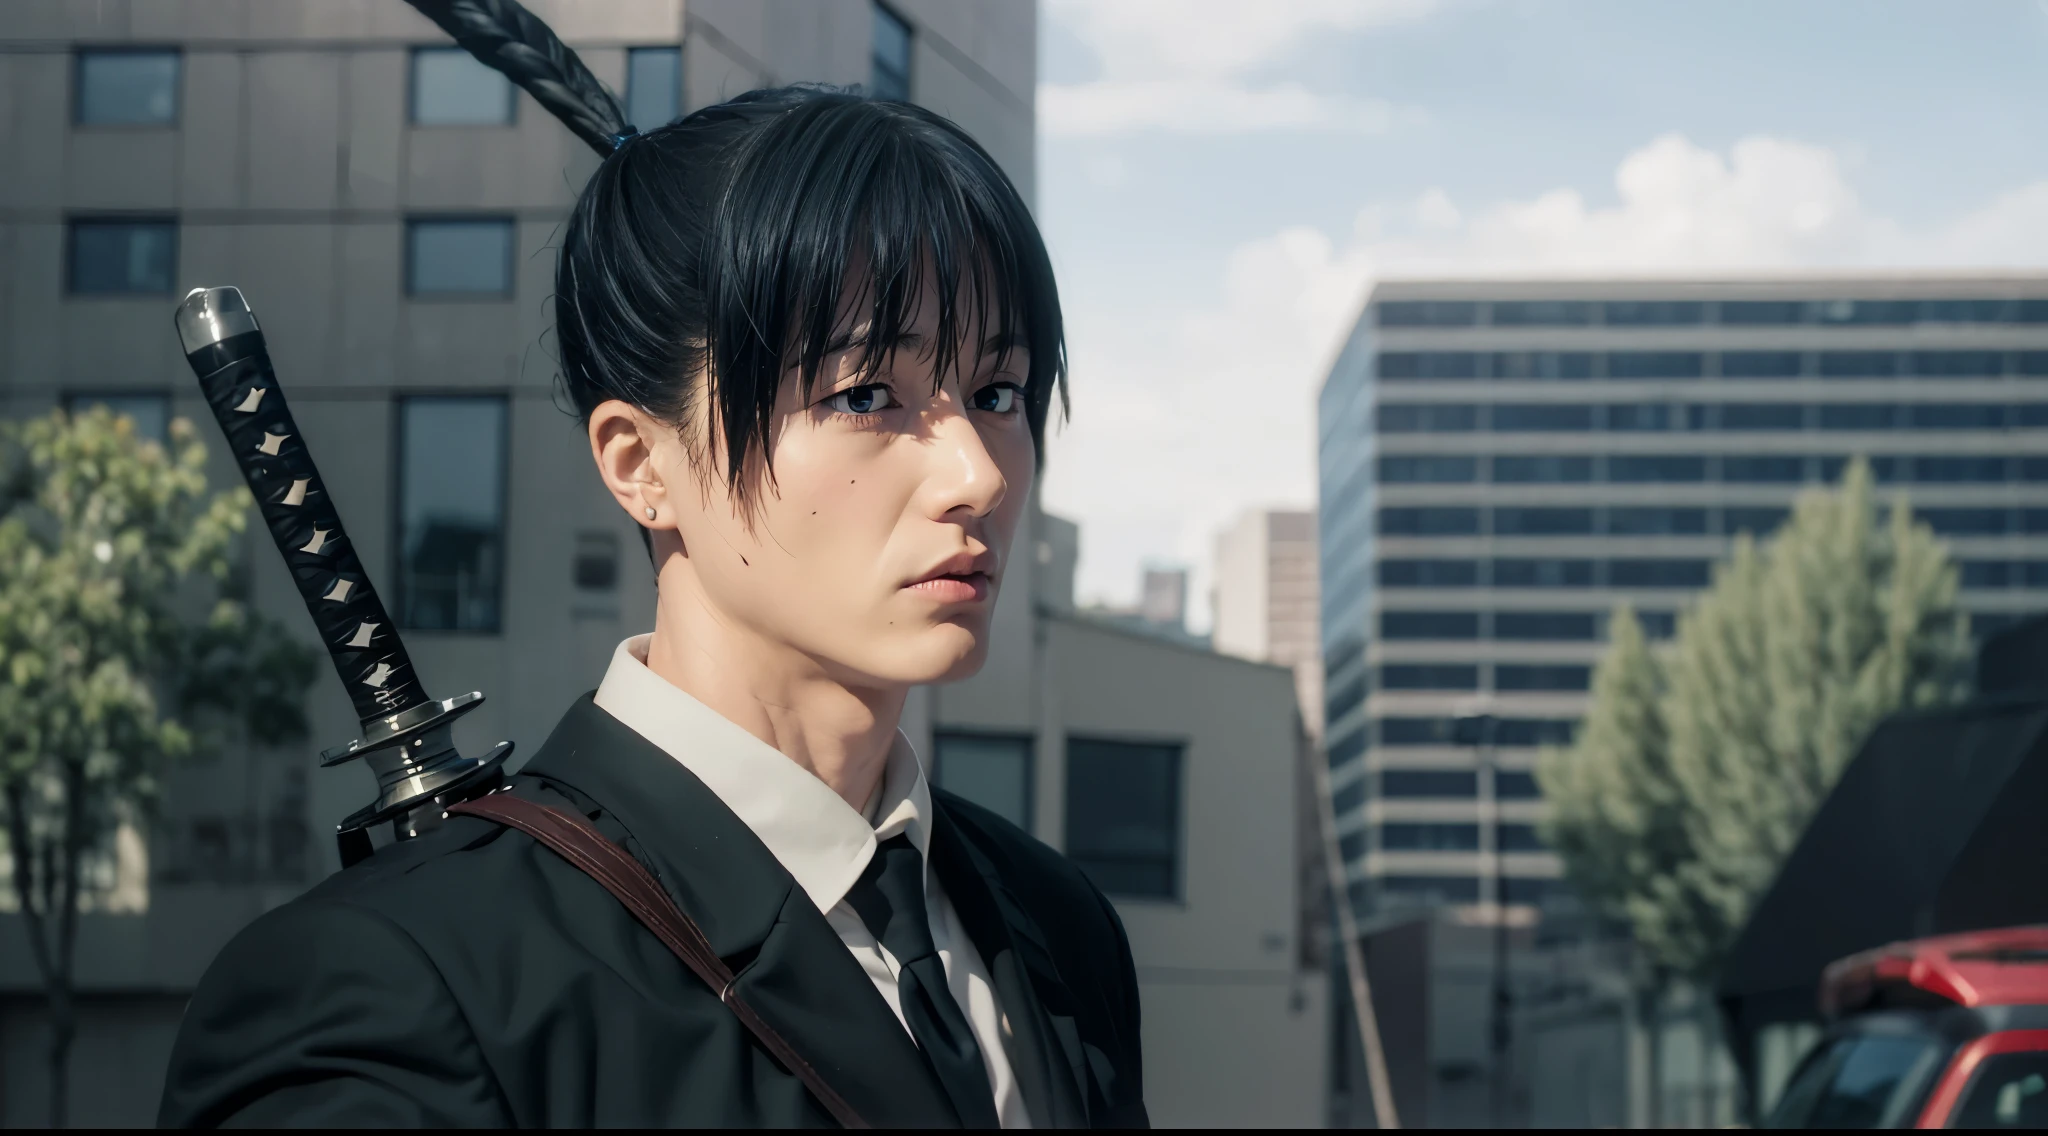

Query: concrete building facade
[
  {"left": 0, "top": 1, "right": 1324, "bottom": 1126},
  {"left": 1318, "top": 276, "right": 2048, "bottom": 921}
]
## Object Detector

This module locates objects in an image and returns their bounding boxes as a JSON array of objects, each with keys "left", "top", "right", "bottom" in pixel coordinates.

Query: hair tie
[{"left": 608, "top": 125, "right": 642, "bottom": 155}]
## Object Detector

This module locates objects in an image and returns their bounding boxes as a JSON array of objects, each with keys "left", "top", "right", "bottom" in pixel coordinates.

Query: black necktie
[{"left": 846, "top": 834, "right": 1002, "bottom": 1129}]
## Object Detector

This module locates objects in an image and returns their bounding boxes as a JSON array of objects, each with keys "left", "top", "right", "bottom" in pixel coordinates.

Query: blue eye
[
  {"left": 824, "top": 385, "right": 898, "bottom": 416},
  {"left": 972, "top": 383, "right": 1023, "bottom": 413}
]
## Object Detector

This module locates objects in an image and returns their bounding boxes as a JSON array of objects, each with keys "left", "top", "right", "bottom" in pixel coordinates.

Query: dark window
[
  {"left": 1380, "top": 611, "right": 1481, "bottom": 640},
  {"left": 75, "top": 49, "right": 180, "bottom": 125},
  {"left": 2022, "top": 301, "right": 2048, "bottom": 323},
  {"left": 1815, "top": 299, "right": 1917, "bottom": 325},
  {"left": 1496, "top": 823, "right": 1548, "bottom": 852},
  {"left": 1609, "top": 352, "right": 1704, "bottom": 379},
  {"left": 625, "top": 47, "right": 682, "bottom": 129},
  {"left": 1492, "top": 558, "right": 1596, "bottom": 588},
  {"left": 62, "top": 392, "right": 169, "bottom": 444},
  {"left": 1491, "top": 403, "right": 1595, "bottom": 432},
  {"left": 1331, "top": 776, "right": 1368, "bottom": 813},
  {"left": 1960, "top": 561, "right": 2011, "bottom": 589},
  {"left": 2022, "top": 458, "right": 2048, "bottom": 482},
  {"left": 1491, "top": 300, "right": 1592, "bottom": 326},
  {"left": 1377, "top": 403, "right": 1477, "bottom": 433},
  {"left": 1326, "top": 676, "right": 1366, "bottom": 724},
  {"left": 1496, "top": 612, "right": 1597, "bottom": 641},
  {"left": 1329, "top": 728, "right": 1367, "bottom": 772},
  {"left": 1494, "top": 507, "right": 1595, "bottom": 536},
  {"left": 411, "top": 46, "right": 515, "bottom": 124},
  {"left": 2021, "top": 352, "right": 2048, "bottom": 375},
  {"left": 407, "top": 218, "right": 515, "bottom": 296},
  {"left": 1493, "top": 455, "right": 1594, "bottom": 483},
  {"left": 1818, "top": 403, "right": 1896, "bottom": 431},
  {"left": 1378, "top": 455, "right": 1477, "bottom": 483},
  {"left": 1638, "top": 611, "right": 1679, "bottom": 639},
  {"left": 67, "top": 217, "right": 176, "bottom": 294},
  {"left": 1378, "top": 352, "right": 1478, "bottom": 379},
  {"left": 1817, "top": 456, "right": 1899, "bottom": 483},
  {"left": 1907, "top": 403, "right": 2005, "bottom": 430},
  {"left": 2017, "top": 404, "right": 2048, "bottom": 428},
  {"left": 1921, "top": 508, "right": 2010, "bottom": 536},
  {"left": 936, "top": 733, "right": 1033, "bottom": 830},
  {"left": 1919, "top": 299, "right": 2018, "bottom": 323},
  {"left": 1490, "top": 352, "right": 1593, "bottom": 380},
  {"left": 1722, "top": 351, "right": 1804, "bottom": 378},
  {"left": 1501, "top": 877, "right": 1558, "bottom": 904},
  {"left": 397, "top": 396, "right": 508, "bottom": 633},
  {"left": 1495, "top": 664, "right": 1590, "bottom": 692},
  {"left": 1725, "top": 507, "right": 1790, "bottom": 536},
  {"left": 1819, "top": 351, "right": 1900, "bottom": 378},
  {"left": 1609, "top": 455, "right": 1708, "bottom": 482},
  {"left": 1949, "top": 1051, "right": 2048, "bottom": 1128},
  {"left": 1379, "top": 769, "right": 1477, "bottom": 797},
  {"left": 1606, "top": 507, "right": 1708, "bottom": 535},
  {"left": 1718, "top": 403, "right": 1806, "bottom": 431},
  {"left": 2029, "top": 562, "right": 2048, "bottom": 588},
  {"left": 1606, "top": 403, "right": 1679, "bottom": 431},
  {"left": 1327, "top": 636, "right": 1365, "bottom": 677},
  {"left": 1339, "top": 833, "right": 1367, "bottom": 861},
  {"left": 1379, "top": 507, "right": 1481, "bottom": 536},
  {"left": 1609, "top": 559, "right": 1711, "bottom": 588},
  {"left": 1604, "top": 301, "right": 1704, "bottom": 326},
  {"left": 1723, "top": 455, "right": 1805, "bottom": 483},
  {"left": 572, "top": 531, "right": 618, "bottom": 590},
  {"left": 1379, "top": 559, "right": 1481, "bottom": 587},
  {"left": 870, "top": 3, "right": 914, "bottom": 101},
  {"left": 1912, "top": 456, "right": 2007, "bottom": 483},
  {"left": 1718, "top": 300, "right": 1806, "bottom": 325},
  {"left": 1497, "top": 718, "right": 1577, "bottom": 747},
  {"left": 1911, "top": 350, "right": 2004, "bottom": 377},
  {"left": 1378, "top": 718, "right": 1457, "bottom": 746},
  {"left": 1380, "top": 664, "right": 1480, "bottom": 691},
  {"left": 1380, "top": 823, "right": 1481, "bottom": 851},
  {"left": 1377, "top": 301, "right": 1479, "bottom": 327},
  {"left": 1974, "top": 612, "right": 2030, "bottom": 640},
  {"left": 1494, "top": 768, "right": 1547, "bottom": 795}
]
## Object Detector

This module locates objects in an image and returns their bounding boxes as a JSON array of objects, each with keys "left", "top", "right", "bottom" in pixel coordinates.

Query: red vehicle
[{"left": 1765, "top": 927, "right": 2048, "bottom": 1128}]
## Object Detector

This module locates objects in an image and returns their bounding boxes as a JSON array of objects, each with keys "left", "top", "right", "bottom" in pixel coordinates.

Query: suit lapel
[
  {"left": 520, "top": 696, "right": 956, "bottom": 1127},
  {"left": 930, "top": 798, "right": 1093, "bottom": 1128}
]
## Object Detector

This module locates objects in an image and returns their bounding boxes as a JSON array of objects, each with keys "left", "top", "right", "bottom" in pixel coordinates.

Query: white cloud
[
  {"left": 1041, "top": 0, "right": 1431, "bottom": 138},
  {"left": 1043, "top": 132, "right": 2048, "bottom": 620}
]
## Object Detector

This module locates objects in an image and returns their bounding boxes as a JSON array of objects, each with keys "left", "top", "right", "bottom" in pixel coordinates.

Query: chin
[{"left": 868, "top": 623, "right": 990, "bottom": 687}]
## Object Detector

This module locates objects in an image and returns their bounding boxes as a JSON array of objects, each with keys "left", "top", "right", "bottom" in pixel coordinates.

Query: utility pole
[{"left": 1456, "top": 709, "right": 1513, "bottom": 1129}]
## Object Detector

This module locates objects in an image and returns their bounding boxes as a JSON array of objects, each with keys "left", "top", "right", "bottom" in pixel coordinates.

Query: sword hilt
[{"left": 176, "top": 286, "right": 511, "bottom": 866}]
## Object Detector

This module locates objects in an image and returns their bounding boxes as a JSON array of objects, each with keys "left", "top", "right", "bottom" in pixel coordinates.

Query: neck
[{"left": 641, "top": 556, "right": 906, "bottom": 813}]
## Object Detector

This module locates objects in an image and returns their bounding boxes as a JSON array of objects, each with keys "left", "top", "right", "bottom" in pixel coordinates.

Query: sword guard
[{"left": 327, "top": 690, "right": 516, "bottom": 867}]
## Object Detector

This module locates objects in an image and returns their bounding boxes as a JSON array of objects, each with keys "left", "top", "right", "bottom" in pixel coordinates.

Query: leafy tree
[
  {"left": 0, "top": 407, "right": 316, "bottom": 1127},
  {"left": 1539, "top": 459, "right": 1971, "bottom": 981}
]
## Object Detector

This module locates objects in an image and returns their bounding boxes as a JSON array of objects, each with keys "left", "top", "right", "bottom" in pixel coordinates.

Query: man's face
[{"left": 658, "top": 284, "right": 1036, "bottom": 690}]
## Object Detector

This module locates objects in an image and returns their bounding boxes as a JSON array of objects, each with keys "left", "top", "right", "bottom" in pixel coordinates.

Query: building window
[
  {"left": 1491, "top": 403, "right": 1595, "bottom": 432},
  {"left": 1065, "top": 738, "right": 1182, "bottom": 900},
  {"left": 1379, "top": 769, "right": 1477, "bottom": 798},
  {"left": 626, "top": 46, "right": 682, "bottom": 129},
  {"left": 1493, "top": 455, "right": 1593, "bottom": 483},
  {"left": 1719, "top": 300, "right": 1806, "bottom": 325},
  {"left": 1494, "top": 612, "right": 1598, "bottom": 641},
  {"left": 1605, "top": 507, "right": 1708, "bottom": 536},
  {"left": 1913, "top": 456, "right": 2008, "bottom": 483},
  {"left": 1380, "top": 664, "right": 1480, "bottom": 691},
  {"left": 1376, "top": 300, "right": 1478, "bottom": 327},
  {"left": 1818, "top": 403, "right": 1897, "bottom": 431},
  {"left": 1723, "top": 455, "right": 1806, "bottom": 483},
  {"left": 67, "top": 217, "right": 177, "bottom": 294},
  {"left": 1494, "top": 507, "right": 1595, "bottom": 536},
  {"left": 1378, "top": 507, "right": 1481, "bottom": 537},
  {"left": 1377, "top": 455, "right": 1477, "bottom": 483},
  {"left": 1725, "top": 507, "right": 1790, "bottom": 536},
  {"left": 1493, "top": 558, "right": 1595, "bottom": 588},
  {"left": 63, "top": 392, "right": 169, "bottom": 444},
  {"left": 1920, "top": 508, "right": 2011, "bottom": 536},
  {"left": 1609, "top": 352, "right": 1704, "bottom": 379},
  {"left": 1605, "top": 403, "right": 1682, "bottom": 432},
  {"left": 1961, "top": 561, "right": 2012, "bottom": 589},
  {"left": 1604, "top": 301, "right": 1704, "bottom": 326},
  {"left": 1380, "top": 611, "right": 1481, "bottom": 640},
  {"left": 1376, "top": 403, "right": 1477, "bottom": 433},
  {"left": 1494, "top": 664, "right": 1591, "bottom": 692},
  {"left": 871, "top": 3, "right": 913, "bottom": 101},
  {"left": 1378, "top": 559, "right": 1481, "bottom": 588},
  {"left": 411, "top": 46, "right": 515, "bottom": 125},
  {"left": 1491, "top": 351, "right": 1594, "bottom": 380},
  {"left": 1496, "top": 823, "right": 1548, "bottom": 852},
  {"left": 1378, "top": 875, "right": 1483, "bottom": 905},
  {"left": 1331, "top": 778, "right": 1368, "bottom": 814},
  {"left": 1912, "top": 351, "right": 2004, "bottom": 378},
  {"left": 1500, "top": 877, "right": 1558, "bottom": 905},
  {"left": 1722, "top": 351, "right": 1805, "bottom": 378},
  {"left": 1494, "top": 722, "right": 1574, "bottom": 750},
  {"left": 1377, "top": 718, "right": 1456, "bottom": 746},
  {"left": 1609, "top": 455, "right": 1708, "bottom": 482},
  {"left": 1819, "top": 351, "right": 1899, "bottom": 378},
  {"left": 1718, "top": 403, "right": 1806, "bottom": 431},
  {"left": 936, "top": 733, "right": 1034, "bottom": 831},
  {"left": 397, "top": 396, "right": 508, "bottom": 633},
  {"left": 1491, "top": 300, "right": 1592, "bottom": 326},
  {"left": 75, "top": 49, "right": 180, "bottom": 125},
  {"left": 407, "top": 218, "right": 515, "bottom": 296},
  {"left": 1380, "top": 823, "right": 1480, "bottom": 851},
  {"left": 1378, "top": 352, "right": 1479, "bottom": 380},
  {"left": 1908, "top": 403, "right": 2005, "bottom": 430}
]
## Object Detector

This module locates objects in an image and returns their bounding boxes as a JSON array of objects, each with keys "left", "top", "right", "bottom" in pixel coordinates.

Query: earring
[{"left": 644, "top": 505, "right": 657, "bottom": 520}]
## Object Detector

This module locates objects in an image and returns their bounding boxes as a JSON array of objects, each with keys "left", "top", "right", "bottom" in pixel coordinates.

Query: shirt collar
[{"left": 591, "top": 634, "right": 931, "bottom": 915}]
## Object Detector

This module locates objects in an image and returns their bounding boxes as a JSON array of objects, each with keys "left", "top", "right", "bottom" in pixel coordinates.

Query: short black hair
[{"left": 554, "top": 86, "right": 1066, "bottom": 501}]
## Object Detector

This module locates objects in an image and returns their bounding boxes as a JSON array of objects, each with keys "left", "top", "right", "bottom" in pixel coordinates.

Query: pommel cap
[{"left": 174, "top": 286, "right": 260, "bottom": 354}]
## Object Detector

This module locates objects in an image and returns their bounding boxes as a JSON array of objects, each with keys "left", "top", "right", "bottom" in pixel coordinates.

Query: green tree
[
  {"left": 1539, "top": 459, "right": 1971, "bottom": 981},
  {"left": 0, "top": 407, "right": 316, "bottom": 1127}
]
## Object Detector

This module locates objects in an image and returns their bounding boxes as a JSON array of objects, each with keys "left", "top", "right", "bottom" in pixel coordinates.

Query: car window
[
  {"left": 1950, "top": 1052, "right": 2048, "bottom": 1128},
  {"left": 1766, "top": 1033, "right": 1947, "bottom": 1128}
]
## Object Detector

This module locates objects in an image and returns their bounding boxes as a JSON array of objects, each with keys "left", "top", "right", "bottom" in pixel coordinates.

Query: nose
[{"left": 923, "top": 403, "right": 1008, "bottom": 520}]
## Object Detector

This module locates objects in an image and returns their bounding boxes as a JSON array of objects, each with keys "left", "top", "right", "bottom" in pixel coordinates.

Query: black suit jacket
[{"left": 158, "top": 695, "right": 1148, "bottom": 1128}]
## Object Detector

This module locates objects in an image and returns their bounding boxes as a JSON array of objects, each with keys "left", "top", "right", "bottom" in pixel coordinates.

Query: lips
[{"left": 907, "top": 550, "right": 997, "bottom": 604}]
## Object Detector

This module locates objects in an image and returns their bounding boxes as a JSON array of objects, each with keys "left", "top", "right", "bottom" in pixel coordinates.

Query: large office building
[
  {"left": 0, "top": 2, "right": 1328, "bottom": 1125},
  {"left": 1318, "top": 277, "right": 2048, "bottom": 918}
]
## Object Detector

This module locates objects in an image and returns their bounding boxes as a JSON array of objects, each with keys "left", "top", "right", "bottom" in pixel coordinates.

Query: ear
[{"left": 588, "top": 399, "right": 673, "bottom": 531}]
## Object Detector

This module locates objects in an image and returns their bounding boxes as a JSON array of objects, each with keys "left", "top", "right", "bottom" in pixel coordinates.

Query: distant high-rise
[
  {"left": 1214, "top": 509, "right": 1322, "bottom": 730},
  {"left": 1317, "top": 277, "right": 2048, "bottom": 919},
  {"left": 1139, "top": 565, "right": 1190, "bottom": 629}
]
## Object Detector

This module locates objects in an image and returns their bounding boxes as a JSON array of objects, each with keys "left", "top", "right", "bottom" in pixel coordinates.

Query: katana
[{"left": 173, "top": 286, "right": 512, "bottom": 867}]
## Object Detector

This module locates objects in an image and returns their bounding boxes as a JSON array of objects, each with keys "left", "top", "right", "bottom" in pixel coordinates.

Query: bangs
[{"left": 703, "top": 94, "right": 1065, "bottom": 489}]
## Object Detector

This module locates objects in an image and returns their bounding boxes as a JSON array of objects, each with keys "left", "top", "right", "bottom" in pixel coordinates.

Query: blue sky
[{"left": 1031, "top": 0, "right": 2048, "bottom": 625}]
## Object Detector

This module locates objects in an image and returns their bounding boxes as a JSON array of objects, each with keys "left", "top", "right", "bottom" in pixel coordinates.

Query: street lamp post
[{"left": 1455, "top": 709, "right": 1512, "bottom": 1128}]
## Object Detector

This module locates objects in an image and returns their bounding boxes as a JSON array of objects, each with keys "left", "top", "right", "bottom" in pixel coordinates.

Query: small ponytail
[{"left": 404, "top": 0, "right": 628, "bottom": 155}]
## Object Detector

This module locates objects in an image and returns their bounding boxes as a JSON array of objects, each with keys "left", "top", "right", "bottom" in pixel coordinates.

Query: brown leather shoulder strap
[{"left": 446, "top": 793, "right": 870, "bottom": 1129}]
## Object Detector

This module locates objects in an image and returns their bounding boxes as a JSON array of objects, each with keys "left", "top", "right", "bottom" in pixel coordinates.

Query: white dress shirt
[{"left": 592, "top": 635, "right": 1032, "bottom": 1128}]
